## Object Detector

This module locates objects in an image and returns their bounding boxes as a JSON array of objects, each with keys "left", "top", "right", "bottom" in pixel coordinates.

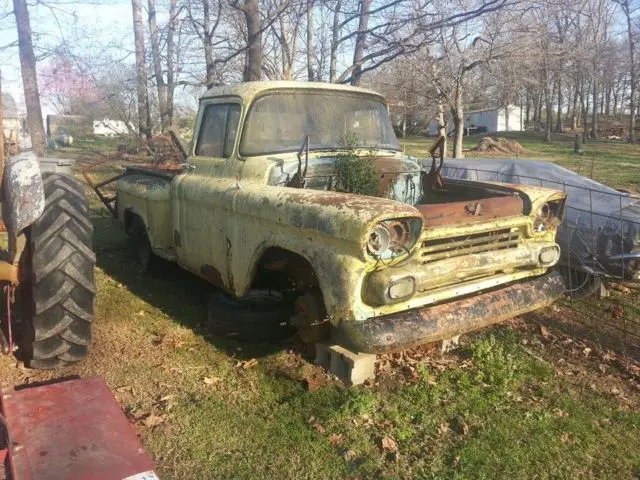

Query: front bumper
[{"left": 335, "top": 270, "right": 564, "bottom": 353}]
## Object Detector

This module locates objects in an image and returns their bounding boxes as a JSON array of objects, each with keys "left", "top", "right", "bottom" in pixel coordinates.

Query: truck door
[{"left": 171, "top": 98, "right": 242, "bottom": 289}]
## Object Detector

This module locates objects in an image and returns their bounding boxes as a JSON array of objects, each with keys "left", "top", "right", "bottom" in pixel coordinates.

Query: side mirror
[{"left": 2, "top": 152, "right": 45, "bottom": 263}]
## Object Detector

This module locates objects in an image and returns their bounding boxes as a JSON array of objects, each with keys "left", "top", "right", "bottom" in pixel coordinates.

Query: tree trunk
[
  {"left": 535, "top": 90, "right": 543, "bottom": 123},
  {"left": 329, "top": 0, "right": 341, "bottom": 82},
  {"left": 202, "top": 0, "right": 216, "bottom": 88},
  {"left": 582, "top": 79, "right": 590, "bottom": 142},
  {"left": 131, "top": 0, "right": 151, "bottom": 138},
  {"left": 13, "top": 0, "right": 45, "bottom": 156},
  {"left": 307, "top": 0, "right": 314, "bottom": 81},
  {"left": 605, "top": 83, "right": 611, "bottom": 117},
  {"left": 166, "top": 0, "right": 177, "bottom": 125},
  {"left": 624, "top": 1, "right": 636, "bottom": 142},
  {"left": 555, "top": 77, "right": 563, "bottom": 132},
  {"left": 243, "top": 0, "right": 262, "bottom": 81},
  {"left": 148, "top": 0, "right": 168, "bottom": 133},
  {"left": 544, "top": 80, "right": 552, "bottom": 143},
  {"left": 350, "top": 0, "right": 372, "bottom": 86},
  {"left": 592, "top": 75, "right": 599, "bottom": 140},
  {"left": 452, "top": 83, "right": 464, "bottom": 158},
  {"left": 571, "top": 83, "right": 578, "bottom": 130},
  {"left": 437, "top": 101, "right": 447, "bottom": 155}
]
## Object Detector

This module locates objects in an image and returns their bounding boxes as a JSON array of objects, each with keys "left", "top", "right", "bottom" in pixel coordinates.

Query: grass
[
  {"left": 401, "top": 131, "right": 640, "bottom": 190},
  {"left": 0, "top": 131, "right": 638, "bottom": 479}
]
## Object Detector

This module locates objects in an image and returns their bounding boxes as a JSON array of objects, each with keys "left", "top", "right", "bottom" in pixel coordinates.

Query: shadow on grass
[{"left": 92, "top": 216, "right": 295, "bottom": 362}]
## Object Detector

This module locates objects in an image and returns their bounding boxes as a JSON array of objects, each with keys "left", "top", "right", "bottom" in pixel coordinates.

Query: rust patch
[
  {"left": 337, "top": 271, "right": 565, "bottom": 353},
  {"left": 284, "top": 189, "right": 415, "bottom": 216},
  {"left": 416, "top": 195, "right": 523, "bottom": 227}
]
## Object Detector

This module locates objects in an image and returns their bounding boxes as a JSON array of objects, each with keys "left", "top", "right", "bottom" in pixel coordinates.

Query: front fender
[
  {"left": 2, "top": 152, "right": 45, "bottom": 263},
  {"left": 233, "top": 185, "right": 422, "bottom": 253}
]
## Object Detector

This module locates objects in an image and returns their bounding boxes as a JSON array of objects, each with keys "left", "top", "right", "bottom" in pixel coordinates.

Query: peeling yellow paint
[{"left": 117, "top": 81, "right": 565, "bottom": 330}]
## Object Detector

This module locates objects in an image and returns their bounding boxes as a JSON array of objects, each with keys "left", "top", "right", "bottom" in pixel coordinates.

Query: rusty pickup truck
[{"left": 116, "top": 81, "right": 566, "bottom": 353}]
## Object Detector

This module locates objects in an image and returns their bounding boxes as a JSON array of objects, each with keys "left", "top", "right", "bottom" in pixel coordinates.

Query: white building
[
  {"left": 465, "top": 105, "right": 523, "bottom": 133},
  {"left": 93, "top": 119, "right": 133, "bottom": 136},
  {"left": 428, "top": 105, "right": 523, "bottom": 136}
]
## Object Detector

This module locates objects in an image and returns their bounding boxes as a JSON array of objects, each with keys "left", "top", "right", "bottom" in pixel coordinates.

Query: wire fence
[{"left": 442, "top": 165, "right": 640, "bottom": 362}]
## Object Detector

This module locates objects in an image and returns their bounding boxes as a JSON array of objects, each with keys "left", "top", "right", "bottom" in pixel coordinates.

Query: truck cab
[{"left": 116, "top": 81, "right": 566, "bottom": 353}]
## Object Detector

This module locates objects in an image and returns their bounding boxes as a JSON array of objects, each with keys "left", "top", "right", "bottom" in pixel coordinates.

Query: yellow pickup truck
[{"left": 116, "top": 81, "right": 566, "bottom": 353}]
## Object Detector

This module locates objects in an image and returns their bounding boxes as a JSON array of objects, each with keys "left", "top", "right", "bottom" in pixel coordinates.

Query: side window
[
  {"left": 224, "top": 105, "right": 241, "bottom": 157},
  {"left": 195, "top": 103, "right": 241, "bottom": 158}
]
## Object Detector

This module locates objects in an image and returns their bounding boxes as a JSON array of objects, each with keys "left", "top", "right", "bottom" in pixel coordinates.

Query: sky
[{"left": 0, "top": 0, "right": 135, "bottom": 116}]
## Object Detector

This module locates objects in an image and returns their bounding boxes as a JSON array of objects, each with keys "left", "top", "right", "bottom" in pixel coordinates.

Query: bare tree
[
  {"left": 13, "top": 0, "right": 45, "bottom": 156},
  {"left": 149, "top": 0, "right": 169, "bottom": 132},
  {"left": 235, "top": 0, "right": 263, "bottom": 80},
  {"left": 306, "top": 0, "right": 314, "bottom": 80},
  {"left": 167, "top": 0, "right": 179, "bottom": 124},
  {"left": 615, "top": 0, "right": 638, "bottom": 142},
  {"left": 132, "top": 0, "right": 151, "bottom": 138}
]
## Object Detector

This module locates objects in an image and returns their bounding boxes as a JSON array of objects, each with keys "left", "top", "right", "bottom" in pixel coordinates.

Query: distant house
[
  {"left": 465, "top": 105, "right": 523, "bottom": 133},
  {"left": 93, "top": 119, "right": 132, "bottom": 136},
  {"left": 428, "top": 105, "right": 523, "bottom": 136}
]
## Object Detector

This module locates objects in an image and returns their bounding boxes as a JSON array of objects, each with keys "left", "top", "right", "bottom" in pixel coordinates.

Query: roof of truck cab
[{"left": 200, "top": 81, "right": 386, "bottom": 102}]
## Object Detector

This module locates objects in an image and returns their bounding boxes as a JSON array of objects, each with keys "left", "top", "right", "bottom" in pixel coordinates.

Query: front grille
[{"left": 419, "top": 228, "right": 521, "bottom": 264}]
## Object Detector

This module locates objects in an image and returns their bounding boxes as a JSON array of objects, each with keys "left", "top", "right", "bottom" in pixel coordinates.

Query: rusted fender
[
  {"left": 335, "top": 270, "right": 565, "bottom": 353},
  {"left": 233, "top": 185, "right": 422, "bottom": 245}
]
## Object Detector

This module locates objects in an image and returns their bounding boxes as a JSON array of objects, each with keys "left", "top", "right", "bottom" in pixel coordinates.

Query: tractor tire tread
[{"left": 22, "top": 172, "right": 95, "bottom": 369}]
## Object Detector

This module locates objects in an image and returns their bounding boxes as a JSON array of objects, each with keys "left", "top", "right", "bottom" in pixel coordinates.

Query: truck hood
[{"left": 267, "top": 151, "right": 423, "bottom": 205}]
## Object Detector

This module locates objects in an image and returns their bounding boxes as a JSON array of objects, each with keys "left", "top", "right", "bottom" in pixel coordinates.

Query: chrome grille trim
[{"left": 420, "top": 228, "right": 521, "bottom": 264}]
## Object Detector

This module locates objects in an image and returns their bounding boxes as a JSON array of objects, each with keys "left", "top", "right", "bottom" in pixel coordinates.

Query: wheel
[
  {"left": 20, "top": 173, "right": 96, "bottom": 369},
  {"left": 129, "top": 215, "right": 161, "bottom": 273},
  {"left": 560, "top": 267, "right": 602, "bottom": 299},
  {"left": 207, "top": 289, "right": 296, "bottom": 342}
]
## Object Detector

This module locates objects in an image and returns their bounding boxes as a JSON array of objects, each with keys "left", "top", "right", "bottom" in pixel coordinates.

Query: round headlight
[
  {"left": 539, "top": 246, "right": 560, "bottom": 266},
  {"left": 367, "top": 224, "right": 391, "bottom": 255}
]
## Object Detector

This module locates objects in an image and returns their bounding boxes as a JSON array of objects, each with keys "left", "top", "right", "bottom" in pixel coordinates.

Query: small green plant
[
  {"left": 470, "top": 334, "right": 519, "bottom": 388},
  {"left": 333, "top": 133, "right": 381, "bottom": 196}
]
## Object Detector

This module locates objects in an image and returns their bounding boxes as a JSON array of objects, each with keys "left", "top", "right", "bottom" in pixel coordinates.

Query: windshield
[{"left": 240, "top": 91, "right": 400, "bottom": 156}]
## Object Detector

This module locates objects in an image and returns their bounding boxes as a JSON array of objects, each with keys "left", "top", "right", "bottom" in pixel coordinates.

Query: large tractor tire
[{"left": 20, "top": 173, "right": 96, "bottom": 369}]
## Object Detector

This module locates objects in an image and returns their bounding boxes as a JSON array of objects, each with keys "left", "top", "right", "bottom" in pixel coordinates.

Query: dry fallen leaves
[
  {"left": 540, "top": 326, "right": 551, "bottom": 339},
  {"left": 611, "top": 305, "right": 624, "bottom": 319},
  {"left": 552, "top": 408, "right": 569, "bottom": 418},
  {"left": 308, "top": 416, "right": 326, "bottom": 434},
  {"left": 328, "top": 433, "right": 344, "bottom": 446},
  {"left": 560, "top": 432, "right": 575, "bottom": 444},
  {"left": 203, "top": 376, "right": 222, "bottom": 385},
  {"left": 381, "top": 435, "right": 399, "bottom": 453},
  {"left": 142, "top": 412, "right": 167, "bottom": 429},
  {"left": 238, "top": 358, "right": 259, "bottom": 369},
  {"left": 342, "top": 449, "right": 357, "bottom": 462},
  {"left": 437, "top": 423, "right": 450, "bottom": 435}
]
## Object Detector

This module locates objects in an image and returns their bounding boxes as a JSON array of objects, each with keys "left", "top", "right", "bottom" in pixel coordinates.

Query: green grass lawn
[
  {"left": 80, "top": 221, "right": 640, "bottom": 479},
  {"left": 401, "top": 132, "right": 640, "bottom": 190},
  {"left": 0, "top": 132, "right": 637, "bottom": 479}
]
